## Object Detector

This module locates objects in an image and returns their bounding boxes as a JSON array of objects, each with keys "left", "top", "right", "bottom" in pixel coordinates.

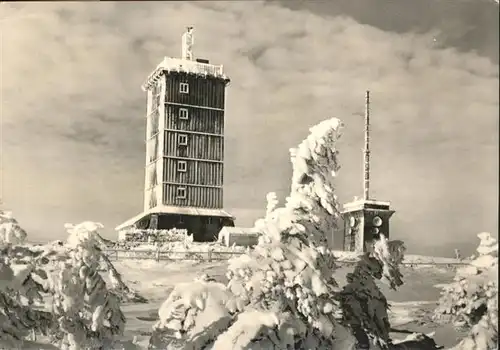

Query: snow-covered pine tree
[{"left": 434, "top": 232, "right": 498, "bottom": 350}]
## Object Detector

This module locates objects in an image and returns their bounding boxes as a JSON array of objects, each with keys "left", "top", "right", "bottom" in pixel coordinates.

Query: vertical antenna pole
[
  {"left": 363, "top": 90, "right": 370, "bottom": 201},
  {"left": 181, "top": 26, "right": 194, "bottom": 60}
]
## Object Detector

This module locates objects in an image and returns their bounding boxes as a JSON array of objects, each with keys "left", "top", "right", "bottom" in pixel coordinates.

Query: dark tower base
[
  {"left": 116, "top": 207, "right": 235, "bottom": 242},
  {"left": 341, "top": 199, "right": 395, "bottom": 253}
]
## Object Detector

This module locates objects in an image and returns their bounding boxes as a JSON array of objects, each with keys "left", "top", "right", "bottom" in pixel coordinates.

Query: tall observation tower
[
  {"left": 341, "top": 91, "right": 395, "bottom": 253},
  {"left": 116, "top": 27, "right": 235, "bottom": 241}
]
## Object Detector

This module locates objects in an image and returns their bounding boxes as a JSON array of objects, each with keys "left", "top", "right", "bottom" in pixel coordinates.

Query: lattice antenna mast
[
  {"left": 363, "top": 90, "right": 371, "bottom": 201},
  {"left": 181, "top": 26, "right": 194, "bottom": 60}
]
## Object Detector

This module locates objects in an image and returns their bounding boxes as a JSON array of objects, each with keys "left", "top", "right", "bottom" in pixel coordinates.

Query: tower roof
[
  {"left": 141, "top": 57, "right": 229, "bottom": 91},
  {"left": 141, "top": 26, "right": 229, "bottom": 91}
]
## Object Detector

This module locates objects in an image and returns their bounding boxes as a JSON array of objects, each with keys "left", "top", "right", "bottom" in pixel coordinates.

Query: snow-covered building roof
[
  {"left": 342, "top": 199, "right": 391, "bottom": 212},
  {"left": 141, "top": 27, "right": 229, "bottom": 91},
  {"left": 218, "top": 226, "right": 261, "bottom": 247},
  {"left": 115, "top": 206, "right": 234, "bottom": 231},
  {"left": 219, "top": 227, "right": 260, "bottom": 236},
  {"left": 141, "top": 57, "right": 229, "bottom": 92}
]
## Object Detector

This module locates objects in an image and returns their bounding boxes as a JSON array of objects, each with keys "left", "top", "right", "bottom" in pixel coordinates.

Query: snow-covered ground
[
  {"left": 110, "top": 257, "right": 465, "bottom": 348},
  {"left": 110, "top": 244, "right": 463, "bottom": 265},
  {"left": 333, "top": 250, "right": 462, "bottom": 264}
]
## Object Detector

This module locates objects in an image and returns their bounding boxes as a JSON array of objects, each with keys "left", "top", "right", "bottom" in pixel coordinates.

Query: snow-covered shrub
[
  {"left": 0, "top": 213, "right": 54, "bottom": 348},
  {"left": 149, "top": 118, "right": 408, "bottom": 350},
  {"left": 265, "top": 192, "right": 279, "bottom": 217},
  {"left": 0, "top": 257, "right": 51, "bottom": 348},
  {"left": 32, "top": 221, "right": 127, "bottom": 349},
  {"left": 0, "top": 210, "right": 27, "bottom": 244},
  {"left": 390, "top": 332, "right": 442, "bottom": 349},
  {"left": 117, "top": 228, "right": 191, "bottom": 246},
  {"left": 67, "top": 222, "right": 147, "bottom": 304},
  {"left": 434, "top": 232, "right": 498, "bottom": 350},
  {"left": 0, "top": 214, "right": 141, "bottom": 349},
  {"left": 337, "top": 234, "right": 406, "bottom": 348}
]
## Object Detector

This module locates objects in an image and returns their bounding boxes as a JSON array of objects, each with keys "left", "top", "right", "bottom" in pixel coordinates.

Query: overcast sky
[{"left": 1, "top": 1, "right": 498, "bottom": 256}]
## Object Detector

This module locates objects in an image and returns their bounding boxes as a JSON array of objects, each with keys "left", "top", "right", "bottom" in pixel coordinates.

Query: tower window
[
  {"left": 179, "top": 108, "right": 189, "bottom": 120},
  {"left": 178, "top": 134, "right": 188, "bottom": 146},
  {"left": 179, "top": 83, "right": 189, "bottom": 94},
  {"left": 176, "top": 187, "right": 187, "bottom": 199},
  {"left": 177, "top": 160, "right": 187, "bottom": 172}
]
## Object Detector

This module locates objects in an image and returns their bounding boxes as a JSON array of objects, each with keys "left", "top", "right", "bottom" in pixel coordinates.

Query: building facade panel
[
  {"left": 144, "top": 78, "right": 166, "bottom": 211},
  {"left": 162, "top": 183, "right": 223, "bottom": 208},
  {"left": 146, "top": 134, "right": 160, "bottom": 164},
  {"left": 196, "top": 161, "right": 223, "bottom": 186},
  {"left": 164, "top": 104, "right": 224, "bottom": 135},
  {"left": 145, "top": 161, "right": 161, "bottom": 189},
  {"left": 163, "top": 131, "right": 223, "bottom": 161},
  {"left": 164, "top": 73, "right": 226, "bottom": 109},
  {"left": 145, "top": 184, "right": 162, "bottom": 210},
  {"left": 163, "top": 157, "right": 223, "bottom": 187},
  {"left": 148, "top": 109, "right": 160, "bottom": 138},
  {"left": 342, "top": 205, "right": 395, "bottom": 253}
]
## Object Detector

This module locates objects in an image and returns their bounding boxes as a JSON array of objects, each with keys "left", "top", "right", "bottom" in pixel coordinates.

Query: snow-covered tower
[
  {"left": 341, "top": 91, "right": 395, "bottom": 252},
  {"left": 116, "top": 27, "right": 235, "bottom": 241}
]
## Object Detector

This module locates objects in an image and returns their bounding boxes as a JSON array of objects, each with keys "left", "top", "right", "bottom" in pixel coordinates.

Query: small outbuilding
[{"left": 218, "top": 227, "right": 260, "bottom": 248}]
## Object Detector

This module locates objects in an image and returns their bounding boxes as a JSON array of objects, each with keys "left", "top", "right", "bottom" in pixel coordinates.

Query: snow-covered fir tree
[{"left": 434, "top": 232, "right": 498, "bottom": 350}]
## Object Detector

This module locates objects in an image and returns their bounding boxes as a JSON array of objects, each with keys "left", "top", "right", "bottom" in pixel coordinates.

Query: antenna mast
[
  {"left": 363, "top": 90, "right": 371, "bottom": 201},
  {"left": 181, "top": 26, "right": 194, "bottom": 60}
]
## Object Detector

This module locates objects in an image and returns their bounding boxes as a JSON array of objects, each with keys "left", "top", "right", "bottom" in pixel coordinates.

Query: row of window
[
  {"left": 149, "top": 133, "right": 221, "bottom": 162},
  {"left": 152, "top": 130, "right": 222, "bottom": 150},
  {"left": 153, "top": 161, "right": 223, "bottom": 181}
]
